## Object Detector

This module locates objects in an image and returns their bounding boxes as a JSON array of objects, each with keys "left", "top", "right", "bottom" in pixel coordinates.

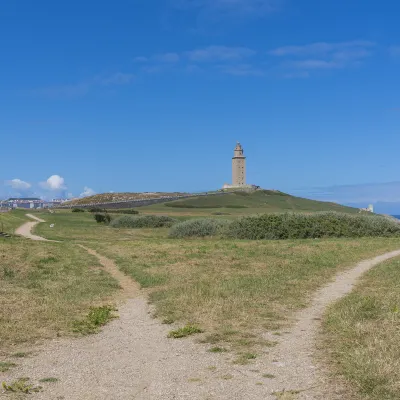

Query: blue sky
[{"left": 1, "top": 0, "right": 400, "bottom": 211}]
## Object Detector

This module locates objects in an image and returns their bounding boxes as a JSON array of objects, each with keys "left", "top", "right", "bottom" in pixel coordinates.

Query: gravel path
[
  {"left": 6, "top": 217, "right": 400, "bottom": 399},
  {"left": 15, "top": 214, "right": 49, "bottom": 241}
]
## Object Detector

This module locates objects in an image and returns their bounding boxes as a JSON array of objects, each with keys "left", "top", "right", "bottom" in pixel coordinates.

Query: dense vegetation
[
  {"left": 169, "top": 218, "right": 230, "bottom": 238},
  {"left": 110, "top": 215, "right": 177, "bottom": 229},
  {"left": 226, "top": 213, "right": 400, "bottom": 240},
  {"left": 168, "top": 213, "right": 400, "bottom": 240}
]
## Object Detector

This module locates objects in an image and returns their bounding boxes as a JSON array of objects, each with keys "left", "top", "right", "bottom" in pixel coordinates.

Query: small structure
[{"left": 359, "top": 204, "right": 374, "bottom": 213}]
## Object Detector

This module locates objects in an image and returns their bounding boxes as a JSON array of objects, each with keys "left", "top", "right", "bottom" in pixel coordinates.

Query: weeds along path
[
  {"left": 261, "top": 249, "right": 400, "bottom": 399},
  {"left": 78, "top": 244, "right": 139, "bottom": 298},
  {"left": 9, "top": 216, "right": 400, "bottom": 399}
]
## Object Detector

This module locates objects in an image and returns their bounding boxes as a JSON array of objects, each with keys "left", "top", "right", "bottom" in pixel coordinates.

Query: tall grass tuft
[
  {"left": 110, "top": 215, "right": 177, "bottom": 229},
  {"left": 169, "top": 218, "right": 231, "bottom": 238},
  {"left": 225, "top": 212, "right": 400, "bottom": 240}
]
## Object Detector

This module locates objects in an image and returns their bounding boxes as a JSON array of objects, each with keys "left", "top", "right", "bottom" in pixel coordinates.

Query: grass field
[
  {"left": 3, "top": 204, "right": 400, "bottom": 383},
  {"left": 0, "top": 210, "right": 29, "bottom": 233},
  {"left": 0, "top": 236, "right": 120, "bottom": 358},
  {"left": 140, "top": 190, "right": 361, "bottom": 217},
  {"left": 89, "top": 237, "right": 400, "bottom": 355},
  {"left": 322, "top": 256, "right": 400, "bottom": 399}
]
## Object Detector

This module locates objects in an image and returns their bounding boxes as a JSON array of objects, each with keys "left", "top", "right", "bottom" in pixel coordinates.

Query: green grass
[
  {"left": 0, "top": 362, "right": 17, "bottom": 372},
  {"left": 72, "top": 306, "right": 117, "bottom": 335},
  {"left": 90, "top": 236, "right": 400, "bottom": 354},
  {"left": 33, "top": 210, "right": 168, "bottom": 242},
  {"left": 142, "top": 190, "right": 361, "bottom": 217},
  {"left": 39, "top": 377, "right": 58, "bottom": 383},
  {"left": 168, "top": 325, "right": 203, "bottom": 338},
  {"left": 0, "top": 237, "right": 120, "bottom": 355},
  {"left": 322, "top": 256, "right": 400, "bottom": 399},
  {"left": 0, "top": 210, "right": 30, "bottom": 234},
  {"left": 1, "top": 378, "right": 42, "bottom": 394}
]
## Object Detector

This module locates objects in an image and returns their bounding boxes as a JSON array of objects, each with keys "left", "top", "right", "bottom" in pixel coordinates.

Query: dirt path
[
  {"left": 7, "top": 217, "right": 400, "bottom": 399},
  {"left": 15, "top": 214, "right": 49, "bottom": 241}
]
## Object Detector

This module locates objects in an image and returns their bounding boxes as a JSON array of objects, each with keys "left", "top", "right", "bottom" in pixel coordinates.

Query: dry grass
[
  {"left": 0, "top": 237, "right": 119, "bottom": 356},
  {"left": 322, "top": 257, "right": 400, "bottom": 399},
  {"left": 90, "top": 237, "right": 400, "bottom": 354}
]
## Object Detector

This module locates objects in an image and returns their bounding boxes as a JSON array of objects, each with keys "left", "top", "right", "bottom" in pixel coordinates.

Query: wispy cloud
[
  {"left": 269, "top": 40, "right": 375, "bottom": 76},
  {"left": 186, "top": 45, "right": 255, "bottom": 62},
  {"left": 172, "top": 0, "right": 280, "bottom": 18},
  {"left": 28, "top": 72, "right": 134, "bottom": 99},
  {"left": 5, "top": 179, "right": 32, "bottom": 190},
  {"left": 99, "top": 72, "right": 134, "bottom": 85},
  {"left": 80, "top": 186, "right": 96, "bottom": 198},
  {"left": 155, "top": 52, "right": 180, "bottom": 63},
  {"left": 217, "top": 63, "right": 264, "bottom": 76},
  {"left": 292, "top": 181, "right": 400, "bottom": 204},
  {"left": 30, "top": 83, "right": 90, "bottom": 99},
  {"left": 269, "top": 41, "right": 374, "bottom": 57}
]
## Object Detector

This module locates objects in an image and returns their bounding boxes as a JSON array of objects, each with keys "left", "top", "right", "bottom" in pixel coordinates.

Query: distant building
[
  {"left": 0, "top": 198, "right": 47, "bottom": 209},
  {"left": 360, "top": 204, "right": 374, "bottom": 213}
]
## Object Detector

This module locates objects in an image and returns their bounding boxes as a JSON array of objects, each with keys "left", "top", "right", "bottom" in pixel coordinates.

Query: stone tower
[{"left": 232, "top": 142, "right": 246, "bottom": 186}]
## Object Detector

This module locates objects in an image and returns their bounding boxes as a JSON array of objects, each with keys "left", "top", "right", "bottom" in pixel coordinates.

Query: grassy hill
[
  {"left": 63, "top": 192, "right": 189, "bottom": 206},
  {"left": 141, "top": 190, "right": 361, "bottom": 216}
]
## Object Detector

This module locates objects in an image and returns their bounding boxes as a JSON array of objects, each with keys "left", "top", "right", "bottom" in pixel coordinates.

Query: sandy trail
[
  {"left": 6, "top": 217, "right": 400, "bottom": 399},
  {"left": 15, "top": 214, "right": 59, "bottom": 242}
]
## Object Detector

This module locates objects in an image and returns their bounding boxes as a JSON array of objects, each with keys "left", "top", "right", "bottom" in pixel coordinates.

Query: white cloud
[
  {"left": 269, "top": 40, "right": 375, "bottom": 75},
  {"left": 269, "top": 41, "right": 375, "bottom": 57},
  {"left": 186, "top": 46, "right": 255, "bottom": 62},
  {"left": 5, "top": 178, "right": 32, "bottom": 190},
  {"left": 40, "top": 175, "right": 66, "bottom": 191},
  {"left": 80, "top": 187, "right": 96, "bottom": 198}
]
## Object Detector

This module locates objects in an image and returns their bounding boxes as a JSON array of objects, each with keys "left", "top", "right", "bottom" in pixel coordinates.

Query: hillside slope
[
  {"left": 63, "top": 192, "right": 189, "bottom": 206},
  {"left": 147, "top": 190, "right": 361, "bottom": 214}
]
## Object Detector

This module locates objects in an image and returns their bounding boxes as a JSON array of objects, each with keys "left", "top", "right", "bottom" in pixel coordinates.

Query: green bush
[
  {"left": 169, "top": 218, "right": 231, "bottom": 238},
  {"left": 72, "top": 208, "right": 85, "bottom": 213},
  {"left": 89, "top": 207, "right": 106, "bottom": 213},
  {"left": 225, "top": 212, "right": 400, "bottom": 240},
  {"left": 110, "top": 215, "right": 177, "bottom": 229},
  {"left": 106, "top": 209, "right": 139, "bottom": 215},
  {"left": 94, "top": 213, "right": 111, "bottom": 224}
]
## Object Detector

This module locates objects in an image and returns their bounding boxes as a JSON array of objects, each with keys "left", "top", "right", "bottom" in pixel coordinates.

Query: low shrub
[
  {"left": 110, "top": 215, "right": 177, "bottom": 229},
  {"left": 106, "top": 209, "right": 139, "bottom": 215},
  {"left": 72, "top": 208, "right": 85, "bottom": 213},
  {"left": 169, "top": 218, "right": 231, "bottom": 238},
  {"left": 89, "top": 207, "right": 106, "bottom": 213},
  {"left": 94, "top": 213, "right": 111, "bottom": 224},
  {"left": 225, "top": 212, "right": 400, "bottom": 240}
]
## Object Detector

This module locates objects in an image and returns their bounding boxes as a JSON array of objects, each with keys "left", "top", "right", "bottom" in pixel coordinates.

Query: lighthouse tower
[{"left": 232, "top": 142, "right": 246, "bottom": 186}]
